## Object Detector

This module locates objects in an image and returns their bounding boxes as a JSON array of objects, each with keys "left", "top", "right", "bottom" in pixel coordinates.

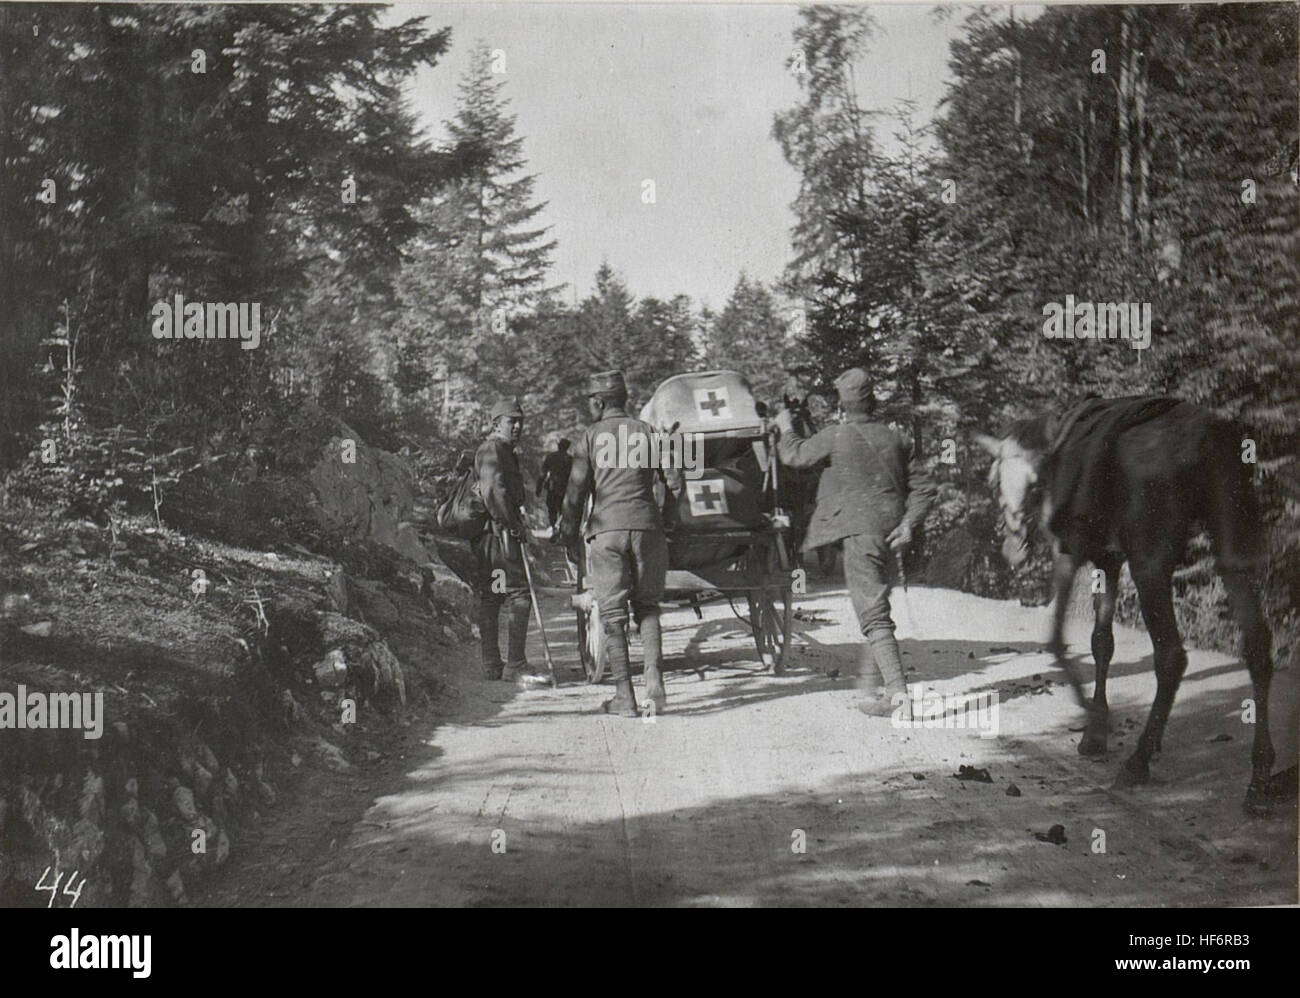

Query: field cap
[
  {"left": 585, "top": 370, "right": 627, "bottom": 397},
  {"left": 490, "top": 396, "right": 524, "bottom": 420},
  {"left": 834, "top": 367, "right": 871, "bottom": 408}
]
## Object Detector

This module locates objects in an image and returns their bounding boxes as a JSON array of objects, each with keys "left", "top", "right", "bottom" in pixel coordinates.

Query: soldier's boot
[
  {"left": 601, "top": 622, "right": 639, "bottom": 718},
  {"left": 639, "top": 612, "right": 667, "bottom": 714},
  {"left": 856, "top": 629, "right": 913, "bottom": 721},
  {"left": 478, "top": 599, "right": 504, "bottom": 680},
  {"left": 505, "top": 595, "right": 548, "bottom": 688},
  {"left": 852, "top": 641, "right": 882, "bottom": 693}
]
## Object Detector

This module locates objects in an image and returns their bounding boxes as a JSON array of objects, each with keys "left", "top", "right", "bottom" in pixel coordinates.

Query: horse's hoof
[
  {"left": 1262, "top": 766, "right": 1298, "bottom": 803},
  {"left": 1112, "top": 760, "right": 1149, "bottom": 789},
  {"left": 1243, "top": 768, "right": 1298, "bottom": 816},
  {"left": 1243, "top": 790, "right": 1274, "bottom": 818},
  {"left": 1078, "top": 735, "right": 1108, "bottom": 757}
]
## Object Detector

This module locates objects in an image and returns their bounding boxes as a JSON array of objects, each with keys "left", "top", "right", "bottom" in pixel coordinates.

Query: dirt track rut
[{"left": 203, "top": 576, "right": 1298, "bottom": 907}]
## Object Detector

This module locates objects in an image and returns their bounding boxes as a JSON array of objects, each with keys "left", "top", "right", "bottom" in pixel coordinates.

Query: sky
[{"left": 391, "top": 3, "right": 993, "bottom": 311}]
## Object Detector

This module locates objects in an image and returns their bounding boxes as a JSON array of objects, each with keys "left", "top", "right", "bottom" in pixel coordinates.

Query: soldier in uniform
[
  {"left": 774, "top": 368, "right": 936, "bottom": 720},
  {"left": 475, "top": 397, "right": 549, "bottom": 688},
  {"left": 536, "top": 438, "right": 573, "bottom": 534},
  {"left": 561, "top": 371, "right": 681, "bottom": 716}
]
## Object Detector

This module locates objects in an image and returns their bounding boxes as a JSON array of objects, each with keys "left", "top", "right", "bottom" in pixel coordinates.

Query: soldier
[
  {"left": 561, "top": 371, "right": 681, "bottom": 716},
  {"left": 536, "top": 438, "right": 573, "bottom": 533},
  {"left": 774, "top": 368, "right": 936, "bottom": 720},
  {"left": 475, "top": 397, "right": 549, "bottom": 689}
]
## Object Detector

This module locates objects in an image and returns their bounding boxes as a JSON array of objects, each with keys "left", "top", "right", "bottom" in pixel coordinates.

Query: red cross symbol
[
  {"left": 699, "top": 391, "right": 727, "bottom": 416},
  {"left": 687, "top": 479, "right": 728, "bottom": 516},
  {"left": 695, "top": 483, "right": 722, "bottom": 509}
]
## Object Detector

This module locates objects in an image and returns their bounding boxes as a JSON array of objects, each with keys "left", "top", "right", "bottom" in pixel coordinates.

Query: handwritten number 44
[{"left": 36, "top": 866, "right": 86, "bottom": 908}]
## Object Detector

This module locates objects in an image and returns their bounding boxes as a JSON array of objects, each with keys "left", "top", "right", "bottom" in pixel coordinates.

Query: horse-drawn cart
[{"left": 570, "top": 371, "right": 795, "bottom": 681}]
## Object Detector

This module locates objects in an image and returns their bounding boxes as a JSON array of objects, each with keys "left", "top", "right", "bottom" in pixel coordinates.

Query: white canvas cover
[{"left": 638, "top": 370, "right": 765, "bottom": 439}]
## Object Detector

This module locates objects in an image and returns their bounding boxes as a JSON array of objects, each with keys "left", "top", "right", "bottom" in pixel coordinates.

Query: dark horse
[{"left": 976, "top": 398, "right": 1275, "bottom": 814}]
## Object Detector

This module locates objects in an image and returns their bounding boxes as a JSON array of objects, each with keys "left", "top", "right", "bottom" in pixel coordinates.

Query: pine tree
[
  {"left": 705, "top": 275, "right": 792, "bottom": 404},
  {"left": 443, "top": 42, "right": 556, "bottom": 317},
  {"left": 393, "top": 41, "right": 557, "bottom": 434},
  {"left": 772, "top": 5, "right": 879, "bottom": 293},
  {"left": 571, "top": 263, "right": 641, "bottom": 393},
  {"left": 531, "top": 264, "right": 703, "bottom": 417},
  {"left": 633, "top": 294, "right": 702, "bottom": 395},
  {"left": 0, "top": 3, "right": 460, "bottom": 460}
]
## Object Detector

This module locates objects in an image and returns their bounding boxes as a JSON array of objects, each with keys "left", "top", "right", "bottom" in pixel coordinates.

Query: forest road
[{"left": 202, "top": 562, "right": 1297, "bottom": 907}]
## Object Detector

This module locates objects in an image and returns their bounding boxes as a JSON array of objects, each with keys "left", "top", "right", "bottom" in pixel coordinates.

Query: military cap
[
  {"left": 834, "top": 367, "right": 872, "bottom": 408},
  {"left": 489, "top": 396, "right": 525, "bottom": 420},
  {"left": 585, "top": 370, "right": 627, "bottom": 397}
]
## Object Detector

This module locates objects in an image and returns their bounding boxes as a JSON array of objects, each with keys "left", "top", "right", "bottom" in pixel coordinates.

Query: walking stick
[
  {"left": 770, "top": 423, "right": 780, "bottom": 499},
  {"left": 515, "top": 519, "right": 558, "bottom": 689},
  {"left": 892, "top": 545, "right": 916, "bottom": 635},
  {"left": 768, "top": 417, "right": 790, "bottom": 529},
  {"left": 769, "top": 425, "right": 781, "bottom": 513}
]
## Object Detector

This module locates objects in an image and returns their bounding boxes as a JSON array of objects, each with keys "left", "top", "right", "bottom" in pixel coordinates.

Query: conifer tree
[
  {"left": 394, "top": 41, "right": 557, "bottom": 434},
  {"left": 705, "top": 275, "right": 792, "bottom": 404}
]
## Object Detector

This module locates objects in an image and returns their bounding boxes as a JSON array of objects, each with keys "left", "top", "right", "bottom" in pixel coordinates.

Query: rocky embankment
[{"left": 0, "top": 411, "right": 472, "bottom": 906}]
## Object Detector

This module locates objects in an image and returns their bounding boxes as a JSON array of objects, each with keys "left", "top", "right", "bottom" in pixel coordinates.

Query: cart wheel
[
  {"left": 746, "top": 534, "right": 793, "bottom": 674},
  {"left": 747, "top": 587, "right": 791, "bottom": 674},
  {"left": 576, "top": 596, "right": 606, "bottom": 683},
  {"left": 574, "top": 543, "right": 606, "bottom": 684}
]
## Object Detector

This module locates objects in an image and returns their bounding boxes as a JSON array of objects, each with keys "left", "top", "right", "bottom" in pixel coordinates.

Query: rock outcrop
[{"left": 307, "top": 428, "right": 432, "bottom": 566}]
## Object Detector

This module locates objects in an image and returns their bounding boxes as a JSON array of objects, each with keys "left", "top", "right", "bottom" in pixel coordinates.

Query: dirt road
[{"left": 203, "top": 569, "right": 1297, "bottom": 907}]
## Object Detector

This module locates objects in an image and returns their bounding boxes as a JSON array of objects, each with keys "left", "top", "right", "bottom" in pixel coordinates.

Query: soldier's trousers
[
  {"left": 545, "top": 487, "right": 565, "bottom": 527},
  {"left": 842, "top": 532, "right": 895, "bottom": 638},
  {"left": 586, "top": 529, "right": 667, "bottom": 626},
  {"left": 474, "top": 529, "right": 530, "bottom": 673}
]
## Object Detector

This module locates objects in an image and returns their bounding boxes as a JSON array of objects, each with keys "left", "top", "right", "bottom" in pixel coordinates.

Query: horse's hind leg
[
  {"left": 1115, "top": 569, "right": 1187, "bottom": 788},
  {"left": 1079, "top": 555, "right": 1122, "bottom": 757},
  {"left": 1221, "top": 568, "right": 1274, "bottom": 815},
  {"left": 1207, "top": 439, "right": 1275, "bottom": 813}
]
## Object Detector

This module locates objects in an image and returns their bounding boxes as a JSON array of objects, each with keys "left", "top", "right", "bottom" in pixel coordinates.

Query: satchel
[{"left": 436, "top": 464, "right": 489, "bottom": 540}]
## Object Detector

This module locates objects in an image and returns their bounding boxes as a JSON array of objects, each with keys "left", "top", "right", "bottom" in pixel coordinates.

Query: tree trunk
[
  {"left": 1117, "top": 9, "right": 1134, "bottom": 247},
  {"left": 1089, "top": 105, "right": 1098, "bottom": 235},
  {"left": 1134, "top": 22, "right": 1151, "bottom": 247},
  {"left": 115, "top": 8, "right": 157, "bottom": 379},
  {"left": 1011, "top": 8, "right": 1030, "bottom": 166},
  {"left": 910, "top": 370, "right": 922, "bottom": 458},
  {"left": 0, "top": 5, "right": 16, "bottom": 456},
  {"left": 843, "top": 62, "right": 868, "bottom": 289},
  {"left": 0, "top": 5, "right": 14, "bottom": 337},
  {"left": 1077, "top": 85, "right": 1090, "bottom": 223},
  {"left": 475, "top": 177, "right": 485, "bottom": 317}
]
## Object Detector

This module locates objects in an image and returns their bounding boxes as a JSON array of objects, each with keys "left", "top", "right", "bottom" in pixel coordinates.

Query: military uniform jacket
[
  {"left": 562, "top": 408, "right": 682, "bottom": 539},
  {"left": 776, "top": 414, "right": 936, "bottom": 552},
  {"left": 475, "top": 436, "right": 527, "bottom": 534}
]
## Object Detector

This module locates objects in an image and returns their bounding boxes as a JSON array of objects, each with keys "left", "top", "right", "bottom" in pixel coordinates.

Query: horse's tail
[{"left": 1207, "top": 417, "right": 1267, "bottom": 571}]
